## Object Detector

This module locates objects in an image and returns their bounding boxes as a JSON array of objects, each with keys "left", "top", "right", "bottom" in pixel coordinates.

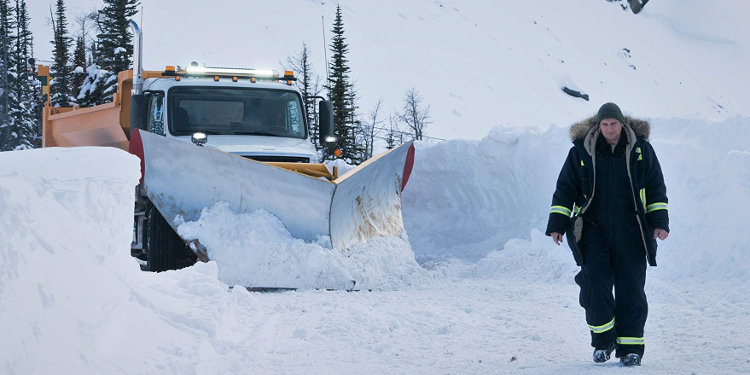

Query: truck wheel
[{"left": 146, "top": 204, "right": 197, "bottom": 272}]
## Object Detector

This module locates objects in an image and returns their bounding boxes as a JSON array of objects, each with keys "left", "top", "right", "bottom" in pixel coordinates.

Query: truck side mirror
[
  {"left": 318, "top": 100, "right": 336, "bottom": 154},
  {"left": 130, "top": 94, "right": 148, "bottom": 138}
]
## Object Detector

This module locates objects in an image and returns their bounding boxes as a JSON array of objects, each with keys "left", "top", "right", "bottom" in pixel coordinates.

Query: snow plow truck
[{"left": 39, "top": 21, "right": 415, "bottom": 274}]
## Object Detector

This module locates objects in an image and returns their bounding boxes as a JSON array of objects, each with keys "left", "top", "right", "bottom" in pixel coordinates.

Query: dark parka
[{"left": 545, "top": 115, "right": 669, "bottom": 266}]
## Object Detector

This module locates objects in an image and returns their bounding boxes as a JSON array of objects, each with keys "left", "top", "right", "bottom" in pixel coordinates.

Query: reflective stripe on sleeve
[
  {"left": 617, "top": 337, "right": 645, "bottom": 345},
  {"left": 550, "top": 205, "right": 572, "bottom": 217},
  {"left": 646, "top": 202, "right": 668, "bottom": 213},
  {"left": 589, "top": 318, "right": 615, "bottom": 334},
  {"left": 639, "top": 188, "right": 646, "bottom": 211}
]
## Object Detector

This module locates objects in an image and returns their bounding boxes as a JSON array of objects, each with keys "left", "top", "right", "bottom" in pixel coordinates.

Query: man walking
[{"left": 546, "top": 102, "right": 669, "bottom": 366}]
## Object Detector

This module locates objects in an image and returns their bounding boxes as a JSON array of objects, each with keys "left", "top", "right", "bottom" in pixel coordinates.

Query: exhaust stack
[{"left": 129, "top": 20, "right": 143, "bottom": 95}]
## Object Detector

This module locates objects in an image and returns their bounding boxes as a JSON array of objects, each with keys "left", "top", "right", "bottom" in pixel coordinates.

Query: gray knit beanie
[{"left": 597, "top": 102, "right": 626, "bottom": 124}]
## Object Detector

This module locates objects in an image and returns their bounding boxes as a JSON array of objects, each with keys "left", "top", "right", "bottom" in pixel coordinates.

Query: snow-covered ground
[{"left": 2, "top": 116, "right": 749, "bottom": 374}]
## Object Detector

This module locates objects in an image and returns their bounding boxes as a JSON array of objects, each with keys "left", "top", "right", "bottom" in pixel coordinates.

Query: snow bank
[
  {"left": 403, "top": 117, "right": 750, "bottom": 281},
  {"left": 177, "top": 202, "right": 427, "bottom": 290},
  {"left": 0, "top": 148, "right": 266, "bottom": 374},
  {"left": 402, "top": 124, "right": 568, "bottom": 262}
]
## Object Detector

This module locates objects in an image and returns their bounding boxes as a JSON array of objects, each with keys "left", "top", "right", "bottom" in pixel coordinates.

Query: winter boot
[
  {"left": 593, "top": 342, "right": 617, "bottom": 363},
  {"left": 620, "top": 353, "right": 642, "bottom": 367},
  {"left": 629, "top": 0, "right": 643, "bottom": 14}
]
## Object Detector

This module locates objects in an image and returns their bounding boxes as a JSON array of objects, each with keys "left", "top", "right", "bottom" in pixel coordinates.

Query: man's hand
[
  {"left": 551, "top": 232, "right": 563, "bottom": 246},
  {"left": 654, "top": 228, "right": 669, "bottom": 241}
]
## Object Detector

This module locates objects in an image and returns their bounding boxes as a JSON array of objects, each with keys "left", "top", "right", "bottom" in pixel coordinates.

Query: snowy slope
[{"left": 29, "top": 0, "right": 750, "bottom": 140}]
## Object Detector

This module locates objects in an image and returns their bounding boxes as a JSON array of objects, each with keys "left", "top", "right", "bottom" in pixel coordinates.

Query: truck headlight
[{"left": 191, "top": 132, "right": 208, "bottom": 147}]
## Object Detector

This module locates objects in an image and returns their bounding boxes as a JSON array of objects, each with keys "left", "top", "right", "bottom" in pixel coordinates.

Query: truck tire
[{"left": 146, "top": 204, "right": 197, "bottom": 272}]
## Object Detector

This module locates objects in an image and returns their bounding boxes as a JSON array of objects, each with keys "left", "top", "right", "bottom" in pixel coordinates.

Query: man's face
[{"left": 599, "top": 119, "right": 622, "bottom": 144}]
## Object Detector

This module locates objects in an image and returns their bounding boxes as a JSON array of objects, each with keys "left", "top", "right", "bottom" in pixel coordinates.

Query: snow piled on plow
[{"left": 176, "top": 202, "right": 425, "bottom": 290}]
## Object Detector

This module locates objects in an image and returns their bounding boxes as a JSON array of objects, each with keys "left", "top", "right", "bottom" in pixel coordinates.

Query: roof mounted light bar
[
  {"left": 162, "top": 66, "right": 297, "bottom": 82},
  {"left": 185, "top": 66, "right": 275, "bottom": 77}
]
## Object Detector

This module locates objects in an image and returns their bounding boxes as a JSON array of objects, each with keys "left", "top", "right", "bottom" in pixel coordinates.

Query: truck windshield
[{"left": 168, "top": 87, "right": 306, "bottom": 139}]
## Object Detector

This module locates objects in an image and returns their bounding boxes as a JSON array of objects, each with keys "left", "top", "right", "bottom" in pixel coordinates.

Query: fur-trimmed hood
[{"left": 569, "top": 115, "right": 651, "bottom": 142}]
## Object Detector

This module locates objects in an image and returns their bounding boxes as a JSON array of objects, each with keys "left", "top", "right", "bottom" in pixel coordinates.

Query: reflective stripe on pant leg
[
  {"left": 617, "top": 337, "right": 644, "bottom": 345},
  {"left": 589, "top": 317, "right": 615, "bottom": 334}
]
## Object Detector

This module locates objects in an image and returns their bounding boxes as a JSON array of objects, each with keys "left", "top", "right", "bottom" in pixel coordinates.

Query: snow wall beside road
[
  {"left": 402, "top": 116, "right": 750, "bottom": 281},
  {"left": 0, "top": 148, "right": 266, "bottom": 374}
]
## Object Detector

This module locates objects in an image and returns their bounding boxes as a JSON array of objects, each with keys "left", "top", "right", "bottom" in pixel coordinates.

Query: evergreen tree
[
  {"left": 285, "top": 42, "right": 323, "bottom": 153},
  {"left": 325, "top": 5, "right": 363, "bottom": 163},
  {"left": 0, "top": 0, "right": 16, "bottom": 150},
  {"left": 5, "top": 0, "right": 38, "bottom": 150},
  {"left": 96, "top": 0, "right": 139, "bottom": 102},
  {"left": 29, "top": 42, "right": 43, "bottom": 147},
  {"left": 50, "top": 0, "right": 74, "bottom": 107},
  {"left": 71, "top": 35, "right": 86, "bottom": 100},
  {"left": 88, "top": 38, "right": 97, "bottom": 66},
  {"left": 77, "top": 39, "right": 106, "bottom": 107}
]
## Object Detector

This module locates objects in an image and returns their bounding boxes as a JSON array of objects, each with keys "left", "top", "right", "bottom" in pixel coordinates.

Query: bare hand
[
  {"left": 654, "top": 228, "right": 669, "bottom": 241},
  {"left": 550, "top": 232, "right": 563, "bottom": 246}
]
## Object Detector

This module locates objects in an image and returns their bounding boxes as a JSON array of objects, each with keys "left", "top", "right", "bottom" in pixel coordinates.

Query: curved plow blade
[{"left": 129, "top": 129, "right": 415, "bottom": 256}]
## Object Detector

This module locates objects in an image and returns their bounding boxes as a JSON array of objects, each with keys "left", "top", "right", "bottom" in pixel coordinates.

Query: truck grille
[{"left": 243, "top": 155, "right": 310, "bottom": 163}]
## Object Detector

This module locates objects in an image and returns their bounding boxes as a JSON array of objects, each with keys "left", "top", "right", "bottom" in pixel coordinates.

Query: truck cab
[{"left": 141, "top": 66, "right": 320, "bottom": 163}]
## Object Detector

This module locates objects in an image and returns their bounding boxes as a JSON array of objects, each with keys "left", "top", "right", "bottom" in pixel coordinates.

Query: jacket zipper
[{"left": 625, "top": 141, "right": 650, "bottom": 261}]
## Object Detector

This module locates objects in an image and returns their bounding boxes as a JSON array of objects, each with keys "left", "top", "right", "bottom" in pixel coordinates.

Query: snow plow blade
[{"left": 129, "top": 129, "right": 415, "bottom": 258}]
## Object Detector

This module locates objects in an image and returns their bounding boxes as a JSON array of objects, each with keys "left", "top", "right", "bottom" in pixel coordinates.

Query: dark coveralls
[{"left": 546, "top": 124, "right": 669, "bottom": 358}]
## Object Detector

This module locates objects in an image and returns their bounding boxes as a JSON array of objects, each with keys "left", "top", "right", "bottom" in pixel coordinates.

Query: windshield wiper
[{"left": 233, "top": 131, "right": 281, "bottom": 137}]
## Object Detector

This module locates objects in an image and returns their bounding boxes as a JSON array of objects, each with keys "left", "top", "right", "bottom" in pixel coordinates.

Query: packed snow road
[{"left": 1, "top": 117, "right": 749, "bottom": 374}]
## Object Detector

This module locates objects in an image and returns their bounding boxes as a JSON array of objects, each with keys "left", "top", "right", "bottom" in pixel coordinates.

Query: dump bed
[{"left": 41, "top": 70, "right": 163, "bottom": 150}]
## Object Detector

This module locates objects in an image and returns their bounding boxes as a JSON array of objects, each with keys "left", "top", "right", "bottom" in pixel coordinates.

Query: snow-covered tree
[
  {"left": 49, "top": 0, "right": 75, "bottom": 107},
  {"left": 0, "top": 0, "right": 15, "bottom": 149},
  {"left": 77, "top": 62, "right": 107, "bottom": 108},
  {"left": 95, "top": 0, "right": 139, "bottom": 102},
  {"left": 3, "top": 0, "right": 40, "bottom": 150},
  {"left": 71, "top": 35, "right": 86, "bottom": 100},
  {"left": 325, "top": 5, "right": 363, "bottom": 163}
]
